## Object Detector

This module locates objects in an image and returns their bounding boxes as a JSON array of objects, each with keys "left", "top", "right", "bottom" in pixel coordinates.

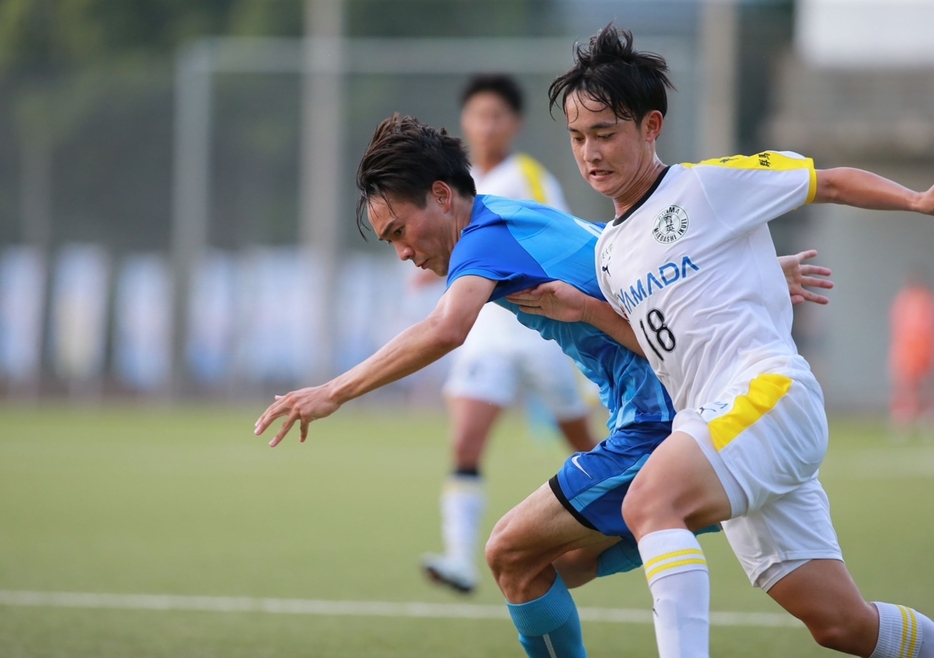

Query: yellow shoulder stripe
[
  {"left": 516, "top": 154, "right": 549, "bottom": 204},
  {"left": 683, "top": 152, "right": 817, "bottom": 204}
]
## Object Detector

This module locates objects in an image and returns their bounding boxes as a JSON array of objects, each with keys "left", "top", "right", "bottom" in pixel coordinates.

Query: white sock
[
  {"left": 441, "top": 474, "right": 486, "bottom": 566},
  {"left": 871, "top": 602, "right": 934, "bottom": 658},
  {"left": 638, "top": 528, "right": 710, "bottom": 658}
]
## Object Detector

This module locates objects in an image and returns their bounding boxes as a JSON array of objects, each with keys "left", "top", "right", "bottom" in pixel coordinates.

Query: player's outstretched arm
[
  {"left": 814, "top": 168, "right": 934, "bottom": 215},
  {"left": 507, "top": 282, "right": 645, "bottom": 356},
  {"left": 777, "top": 250, "right": 834, "bottom": 306},
  {"left": 254, "top": 275, "right": 495, "bottom": 447}
]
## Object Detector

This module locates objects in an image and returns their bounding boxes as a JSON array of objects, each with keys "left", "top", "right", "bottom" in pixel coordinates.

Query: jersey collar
[{"left": 612, "top": 165, "right": 671, "bottom": 226}]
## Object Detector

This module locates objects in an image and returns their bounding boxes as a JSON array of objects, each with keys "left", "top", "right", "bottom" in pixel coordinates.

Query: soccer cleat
[{"left": 420, "top": 553, "right": 479, "bottom": 594}]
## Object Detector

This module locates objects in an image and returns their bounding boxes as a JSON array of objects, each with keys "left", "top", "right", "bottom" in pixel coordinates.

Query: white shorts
[
  {"left": 443, "top": 305, "right": 588, "bottom": 420},
  {"left": 674, "top": 369, "right": 842, "bottom": 590}
]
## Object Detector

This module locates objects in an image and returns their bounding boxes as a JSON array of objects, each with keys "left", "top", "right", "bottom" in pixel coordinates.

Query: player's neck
[
  {"left": 612, "top": 158, "right": 667, "bottom": 218},
  {"left": 451, "top": 194, "right": 476, "bottom": 237},
  {"left": 472, "top": 151, "right": 510, "bottom": 175}
]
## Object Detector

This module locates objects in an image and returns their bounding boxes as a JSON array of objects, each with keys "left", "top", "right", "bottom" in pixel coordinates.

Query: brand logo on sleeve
[{"left": 652, "top": 206, "right": 689, "bottom": 244}]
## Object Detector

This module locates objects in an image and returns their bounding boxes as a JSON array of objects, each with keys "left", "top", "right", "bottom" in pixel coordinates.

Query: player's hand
[
  {"left": 778, "top": 249, "right": 834, "bottom": 306},
  {"left": 507, "top": 281, "right": 589, "bottom": 322},
  {"left": 917, "top": 183, "right": 934, "bottom": 216},
  {"left": 253, "top": 385, "right": 342, "bottom": 447}
]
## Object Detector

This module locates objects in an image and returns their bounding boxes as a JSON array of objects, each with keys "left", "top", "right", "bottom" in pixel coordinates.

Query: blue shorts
[{"left": 550, "top": 420, "right": 671, "bottom": 538}]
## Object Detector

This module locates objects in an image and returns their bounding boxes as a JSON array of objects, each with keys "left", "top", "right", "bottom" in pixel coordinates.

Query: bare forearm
[
  {"left": 329, "top": 319, "right": 462, "bottom": 404},
  {"left": 816, "top": 168, "right": 925, "bottom": 212},
  {"left": 580, "top": 297, "right": 645, "bottom": 356}
]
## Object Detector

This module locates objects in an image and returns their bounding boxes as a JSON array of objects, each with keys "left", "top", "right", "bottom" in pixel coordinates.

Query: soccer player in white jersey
[
  {"left": 419, "top": 74, "right": 599, "bottom": 595},
  {"left": 509, "top": 24, "right": 934, "bottom": 658}
]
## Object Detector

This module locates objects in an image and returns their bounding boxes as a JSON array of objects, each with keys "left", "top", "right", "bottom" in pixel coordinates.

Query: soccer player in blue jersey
[{"left": 254, "top": 114, "right": 830, "bottom": 658}]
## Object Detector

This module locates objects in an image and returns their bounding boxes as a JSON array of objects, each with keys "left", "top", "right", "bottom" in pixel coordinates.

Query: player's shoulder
[{"left": 681, "top": 151, "right": 813, "bottom": 173}]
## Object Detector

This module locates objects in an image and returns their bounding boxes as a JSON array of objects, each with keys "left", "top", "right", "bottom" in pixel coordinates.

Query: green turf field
[{"left": 1, "top": 403, "right": 932, "bottom": 657}]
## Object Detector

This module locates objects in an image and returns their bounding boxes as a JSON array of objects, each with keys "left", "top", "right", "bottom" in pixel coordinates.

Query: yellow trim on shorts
[
  {"left": 708, "top": 374, "right": 793, "bottom": 452},
  {"left": 516, "top": 154, "right": 548, "bottom": 204}
]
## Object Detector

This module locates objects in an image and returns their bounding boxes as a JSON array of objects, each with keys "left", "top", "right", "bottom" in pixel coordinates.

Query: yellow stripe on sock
[
  {"left": 708, "top": 374, "right": 792, "bottom": 451},
  {"left": 899, "top": 605, "right": 910, "bottom": 658},
  {"left": 645, "top": 558, "right": 708, "bottom": 582},
  {"left": 906, "top": 607, "right": 919, "bottom": 658},
  {"left": 643, "top": 548, "right": 705, "bottom": 571}
]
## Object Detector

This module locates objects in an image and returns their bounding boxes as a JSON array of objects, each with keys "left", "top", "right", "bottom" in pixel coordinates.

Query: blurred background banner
[
  {"left": 0, "top": 0, "right": 932, "bottom": 410},
  {"left": 113, "top": 253, "right": 172, "bottom": 392},
  {"left": 0, "top": 245, "right": 45, "bottom": 388}
]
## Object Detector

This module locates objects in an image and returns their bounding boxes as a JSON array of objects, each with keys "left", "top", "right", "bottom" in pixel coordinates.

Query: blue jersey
[{"left": 447, "top": 195, "right": 674, "bottom": 431}]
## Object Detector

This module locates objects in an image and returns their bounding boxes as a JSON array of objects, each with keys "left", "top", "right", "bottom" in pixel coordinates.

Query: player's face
[
  {"left": 460, "top": 92, "right": 522, "bottom": 166},
  {"left": 565, "top": 91, "right": 660, "bottom": 205},
  {"left": 367, "top": 193, "right": 458, "bottom": 276}
]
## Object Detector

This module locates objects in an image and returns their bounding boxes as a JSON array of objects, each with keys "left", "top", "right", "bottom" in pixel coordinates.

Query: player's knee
[
  {"left": 801, "top": 605, "right": 876, "bottom": 654},
  {"left": 621, "top": 476, "right": 667, "bottom": 534},
  {"left": 485, "top": 517, "right": 531, "bottom": 587}
]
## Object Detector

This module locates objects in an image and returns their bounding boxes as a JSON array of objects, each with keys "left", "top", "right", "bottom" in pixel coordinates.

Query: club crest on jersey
[{"left": 652, "top": 205, "right": 689, "bottom": 244}]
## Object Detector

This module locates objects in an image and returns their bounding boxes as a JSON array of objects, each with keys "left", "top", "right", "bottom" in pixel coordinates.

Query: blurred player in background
[
  {"left": 418, "top": 74, "right": 599, "bottom": 595},
  {"left": 889, "top": 268, "right": 934, "bottom": 440}
]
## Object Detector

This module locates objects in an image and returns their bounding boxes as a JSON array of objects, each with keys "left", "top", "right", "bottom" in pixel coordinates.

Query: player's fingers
[
  {"left": 257, "top": 395, "right": 296, "bottom": 433},
  {"left": 790, "top": 294, "right": 805, "bottom": 306},
  {"left": 799, "top": 264, "right": 832, "bottom": 277},
  {"left": 300, "top": 419, "right": 309, "bottom": 443},
  {"left": 515, "top": 305, "right": 545, "bottom": 316},
  {"left": 801, "top": 276, "right": 834, "bottom": 289},
  {"left": 255, "top": 403, "right": 287, "bottom": 435},
  {"left": 796, "top": 249, "right": 818, "bottom": 262},
  {"left": 270, "top": 410, "right": 299, "bottom": 448},
  {"left": 804, "top": 291, "right": 830, "bottom": 305}
]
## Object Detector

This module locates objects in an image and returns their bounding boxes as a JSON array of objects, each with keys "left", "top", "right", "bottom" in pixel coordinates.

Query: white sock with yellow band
[
  {"left": 871, "top": 601, "right": 934, "bottom": 658},
  {"left": 638, "top": 528, "right": 710, "bottom": 658}
]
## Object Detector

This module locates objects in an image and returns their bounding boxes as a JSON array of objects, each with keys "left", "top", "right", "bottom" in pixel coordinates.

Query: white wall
[{"left": 796, "top": 0, "right": 934, "bottom": 68}]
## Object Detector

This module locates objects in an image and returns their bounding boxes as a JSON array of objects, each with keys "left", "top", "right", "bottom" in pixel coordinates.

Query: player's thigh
[
  {"left": 556, "top": 421, "right": 670, "bottom": 537},
  {"left": 632, "top": 371, "right": 829, "bottom": 531},
  {"left": 722, "top": 478, "right": 842, "bottom": 591},
  {"left": 487, "top": 481, "right": 609, "bottom": 570},
  {"left": 623, "top": 429, "right": 731, "bottom": 535}
]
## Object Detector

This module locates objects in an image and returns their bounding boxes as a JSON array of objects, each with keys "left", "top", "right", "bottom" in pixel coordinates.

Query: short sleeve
[
  {"left": 685, "top": 151, "right": 816, "bottom": 235},
  {"left": 447, "top": 220, "right": 551, "bottom": 300}
]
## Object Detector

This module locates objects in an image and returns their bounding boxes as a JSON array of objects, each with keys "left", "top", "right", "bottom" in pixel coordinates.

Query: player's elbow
[{"left": 427, "top": 315, "right": 470, "bottom": 352}]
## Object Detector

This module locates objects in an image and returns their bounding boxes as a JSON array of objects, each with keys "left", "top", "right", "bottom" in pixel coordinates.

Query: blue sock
[{"left": 506, "top": 574, "right": 586, "bottom": 658}]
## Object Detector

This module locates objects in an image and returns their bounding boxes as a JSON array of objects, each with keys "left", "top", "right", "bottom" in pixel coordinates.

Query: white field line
[{"left": 0, "top": 590, "right": 802, "bottom": 628}]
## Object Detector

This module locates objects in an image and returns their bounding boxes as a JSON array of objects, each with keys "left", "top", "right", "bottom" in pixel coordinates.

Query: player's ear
[
  {"left": 642, "top": 110, "right": 664, "bottom": 142},
  {"left": 431, "top": 181, "right": 452, "bottom": 210}
]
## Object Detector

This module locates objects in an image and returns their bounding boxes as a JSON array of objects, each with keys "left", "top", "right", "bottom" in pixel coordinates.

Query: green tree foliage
[{"left": 0, "top": 0, "right": 303, "bottom": 74}]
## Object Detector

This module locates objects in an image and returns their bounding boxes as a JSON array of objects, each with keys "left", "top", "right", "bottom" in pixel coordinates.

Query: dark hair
[
  {"left": 460, "top": 73, "right": 524, "bottom": 115},
  {"left": 549, "top": 24, "right": 674, "bottom": 124},
  {"left": 355, "top": 114, "right": 477, "bottom": 237}
]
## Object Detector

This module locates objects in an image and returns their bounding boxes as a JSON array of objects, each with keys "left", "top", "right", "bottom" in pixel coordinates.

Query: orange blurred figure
[{"left": 889, "top": 270, "right": 934, "bottom": 438}]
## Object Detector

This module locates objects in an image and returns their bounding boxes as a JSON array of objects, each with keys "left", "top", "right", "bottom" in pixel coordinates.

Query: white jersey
[
  {"left": 468, "top": 153, "right": 569, "bottom": 342},
  {"left": 595, "top": 151, "right": 817, "bottom": 411}
]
